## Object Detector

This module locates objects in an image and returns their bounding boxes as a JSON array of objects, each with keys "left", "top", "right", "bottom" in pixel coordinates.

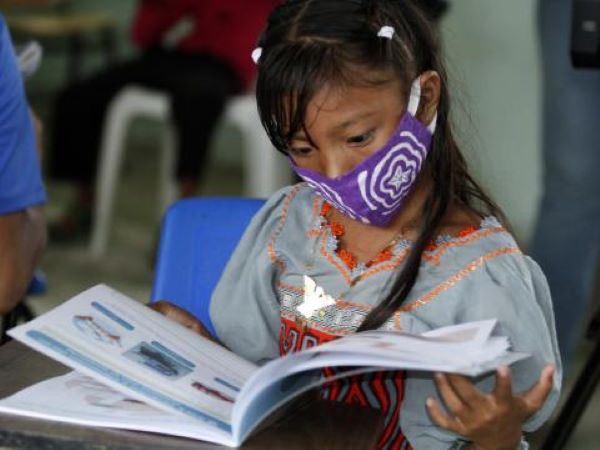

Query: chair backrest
[{"left": 151, "top": 197, "right": 265, "bottom": 336}]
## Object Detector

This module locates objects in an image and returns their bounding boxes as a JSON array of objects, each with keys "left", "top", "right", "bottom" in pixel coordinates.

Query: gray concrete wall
[{"left": 441, "top": 0, "right": 541, "bottom": 243}]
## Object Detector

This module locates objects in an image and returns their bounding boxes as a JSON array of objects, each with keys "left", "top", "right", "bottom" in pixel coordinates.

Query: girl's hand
[
  {"left": 426, "top": 364, "right": 555, "bottom": 450},
  {"left": 149, "top": 300, "right": 218, "bottom": 343}
]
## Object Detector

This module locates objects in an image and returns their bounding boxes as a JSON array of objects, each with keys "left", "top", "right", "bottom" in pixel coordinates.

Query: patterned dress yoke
[{"left": 210, "top": 183, "right": 562, "bottom": 449}]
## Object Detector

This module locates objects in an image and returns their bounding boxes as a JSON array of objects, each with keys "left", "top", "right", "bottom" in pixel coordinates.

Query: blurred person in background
[
  {"left": 531, "top": 0, "right": 600, "bottom": 371},
  {"left": 48, "top": 0, "right": 280, "bottom": 240},
  {"left": 0, "top": 14, "right": 46, "bottom": 315}
]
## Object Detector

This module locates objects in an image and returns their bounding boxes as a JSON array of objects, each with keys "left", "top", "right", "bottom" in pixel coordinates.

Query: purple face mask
[{"left": 290, "top": 77, "right": 437, "bottom": 226}]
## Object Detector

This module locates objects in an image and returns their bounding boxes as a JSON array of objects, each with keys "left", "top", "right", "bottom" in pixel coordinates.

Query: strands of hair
[{"left": 255, "top": 0, "right": 507, "bottom": 331}]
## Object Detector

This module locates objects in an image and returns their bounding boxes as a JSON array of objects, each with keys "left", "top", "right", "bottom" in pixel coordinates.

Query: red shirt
[{"left": 131, "top": 0, "right": 280, "bottom": 90}]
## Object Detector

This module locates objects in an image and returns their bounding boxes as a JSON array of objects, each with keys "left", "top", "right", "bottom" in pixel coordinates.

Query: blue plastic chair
[{"left": 151, "top": 197, "right": 265, "bottom": 336}]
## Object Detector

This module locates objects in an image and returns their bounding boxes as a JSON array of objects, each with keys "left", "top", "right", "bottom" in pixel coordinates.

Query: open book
[{"left": 0, "top": 285, "right": 528, "bottom": 447}]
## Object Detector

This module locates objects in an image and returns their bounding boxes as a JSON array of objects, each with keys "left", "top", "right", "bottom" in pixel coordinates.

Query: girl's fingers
[
  {"left": 148, "top": 300, "right": 173, "bottom": 315},
  {"left": 520, "top": 364, "right": 555, "bottom": 417},
  {"left": 149, "top": 301, "right": 206, "bottom": 335},
  {"left": 492, "top": 366, "right": 513, "bottom": 402},
  {"left": 426, "top": 397, "right": 462, "bottom": 434},
  {"left": 434, "top": 373, "right": 470, "bottom": 418},
  {"left": 444, "top": 373, "right": 485, "bottom": 406}
]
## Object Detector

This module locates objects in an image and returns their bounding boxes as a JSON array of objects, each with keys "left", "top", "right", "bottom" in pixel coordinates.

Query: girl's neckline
[{"left": 315, "top": 200, "right": 502, "bottom": 273}]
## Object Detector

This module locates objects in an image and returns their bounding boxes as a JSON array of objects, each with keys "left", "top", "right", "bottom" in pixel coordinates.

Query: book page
[
  {"left": 7, "top": 285, "right": 258, "bottom": 443},
  {"left": 0, "top": 372, "right": 233, "bottom": 445},
  {"left": 231, "top": 319, "right": 529, "bottom": 440}
]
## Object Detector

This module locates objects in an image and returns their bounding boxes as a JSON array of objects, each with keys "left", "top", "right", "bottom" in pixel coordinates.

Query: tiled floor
[{"left": 19, "top": 130, "right": 600, "bottom": 449}]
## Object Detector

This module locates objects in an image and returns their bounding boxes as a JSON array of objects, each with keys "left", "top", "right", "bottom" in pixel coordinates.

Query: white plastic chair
[{"left": 89, "top": 85, "right": 291, "bottom": 258}]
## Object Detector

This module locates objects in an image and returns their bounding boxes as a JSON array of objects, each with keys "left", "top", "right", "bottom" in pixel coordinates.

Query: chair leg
[
  {"left": 243, "top": 125, "right": 286, "bottom": 197},
  {"left": 1, "top": 309, "right": 18, "bottom": 345},
  {"left": 90, "top": 97, "right": 132, "bottom": 258},
  {"left": 1, "top": 314, "right": 10, "bottom": 345},
  {"left": 90, "top": 87, "right": 172, "bottom": 257},
  {"left": 159, "top": 122, "right": 177, "bottom": 215},
  {"left": 1, "top": 300, "right": 36, "bottom": 345},
  {"left": 228, "top": 99, "right": 292, "bottom": 198},
  {"left": 15, "top": 302, "right": 35, "bottom": 322}
]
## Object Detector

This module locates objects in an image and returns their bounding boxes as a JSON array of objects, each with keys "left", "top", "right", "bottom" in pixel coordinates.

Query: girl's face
[{"left": 288, "top": 80, "right": 405, "bottom": 179}]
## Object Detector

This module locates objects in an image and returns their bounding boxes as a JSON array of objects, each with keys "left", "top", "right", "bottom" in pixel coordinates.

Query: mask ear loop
[
  {"left": 407, "top": 77, "right": 437, "bottom": 135},
  {"left": 427, "top": 112, "right": 438, "bottom": 135},
  {"left": 407, "top": 77, "right": 421, "bottom": 117}
]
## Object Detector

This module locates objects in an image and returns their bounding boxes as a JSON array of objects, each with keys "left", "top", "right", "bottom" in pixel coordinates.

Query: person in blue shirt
[
  {"left": 0, "top": 14, "right": 47, "bottom": 315},
  {"left": 531, "top": 0, "right": 600, "bottom": 371}
]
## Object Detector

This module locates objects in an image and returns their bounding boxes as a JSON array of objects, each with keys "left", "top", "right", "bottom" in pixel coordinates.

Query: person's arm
[
  {"left": 0, "top": 107, "right": 47, "bottom": 314},
  {"left": 0, "top": 16, "right": 47, "bottom": 315},
  {"left": 130, "top": 0, "right": 189, "bottom": 49},
  {"left": 0, "top": 206, "right": 46, "bottom": 315}
]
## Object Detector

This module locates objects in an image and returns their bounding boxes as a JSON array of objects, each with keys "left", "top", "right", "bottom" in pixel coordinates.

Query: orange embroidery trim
[
  {"left": 337, "top": 248, "right": 357, "bottom": 270},
  {"left": 307, "top": 229, "right": 322, "bottom": 238},
  {"left": 320, "top": 201, "right": 404, "bottom": 274},
  {"left": 306, "top": 197, "right": 327, "bottom": 237},
  {"left": 329, "top": 221, "right": 344, "bottom": 237},
  {"left": 320, "top": 232, "right": 354, "bottom": 285},
  {"left": 458, "top": 226, "right": 478, "bottom": 237},
  {"left": 394, "top": 314, "right": 402, "bottom": 330},
  {"left": 392, "top": 246, "right": 521, "bottom": 328},
  {"left": 425, "top": 226, "right": 477, "bottom": 253},
  {"left": 312, "top": 196, "right": 321, "bottom": 219},
  {"left": 359, "top": 248, "right": 411, "bottom": 283},
  {"left": 400, "top": 246, "right": 522, "bottom": 313},
  {"left": 425, "top": 241, "right": 438, "bottom": 252},
  {"left": 423, "top": 226, "right": 506, "bottom": 266},
  {"left": 367, "top": 248, "right": 393, "bottom": 267},
  {"left": 317, "top": 225, "right": 412, "bottom": 286},
  {"left": 267, "top": 184, "right": 304, "bottom": 274}
]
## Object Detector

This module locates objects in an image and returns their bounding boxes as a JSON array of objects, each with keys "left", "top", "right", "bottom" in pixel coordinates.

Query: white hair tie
[
  {"left": 251, "top": 47, "right": 263, "bottom": 64},
  {"left": 377, "top": 25, "right": 395, "bottom": 40}
]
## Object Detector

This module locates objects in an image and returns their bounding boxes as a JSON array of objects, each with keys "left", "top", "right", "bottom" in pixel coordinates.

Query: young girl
[{"left": 154, "top": 1, "right": 561, "bottom": 448}]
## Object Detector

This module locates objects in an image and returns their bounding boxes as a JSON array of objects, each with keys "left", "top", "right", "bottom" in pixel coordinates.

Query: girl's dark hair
[{"left": 255, "top": 0, "right": 506, "bottom": 331}]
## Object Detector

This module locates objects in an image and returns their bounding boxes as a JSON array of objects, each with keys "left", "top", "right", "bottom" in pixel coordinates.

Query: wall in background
[
  {"left": 441, "top": 0, "right": 541, "bottom": 244},
  {"left": 7, "top": 0, "right": 136, "bottom": 90}
]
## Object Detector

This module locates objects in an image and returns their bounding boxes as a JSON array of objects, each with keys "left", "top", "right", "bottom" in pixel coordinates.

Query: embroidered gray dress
[{"left": 210, "top": 183, "right": 562, "bottom": 449}]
